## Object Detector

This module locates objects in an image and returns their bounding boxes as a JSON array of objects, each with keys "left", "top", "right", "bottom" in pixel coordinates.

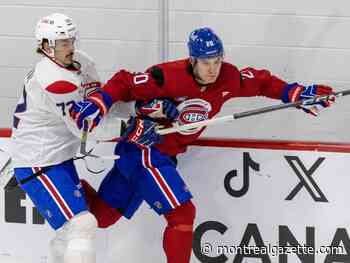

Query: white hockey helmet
[{"left": 35, "top": 13, "right": 78, "bottom": 48}]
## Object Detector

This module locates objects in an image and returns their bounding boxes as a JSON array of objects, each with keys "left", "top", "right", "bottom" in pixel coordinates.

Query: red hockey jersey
[{"left": 103, "top": 59, "right": 287, "bottom": 156}]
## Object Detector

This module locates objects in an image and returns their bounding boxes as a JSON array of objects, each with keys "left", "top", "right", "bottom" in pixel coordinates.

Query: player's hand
[
  {"left": 135, "top": 99, "right": 179, "bottom": 121},
  {"left": 281, "top": 83, "right": 335, "bottom": 116},
  {"left": 70, "top": 89, "right": 112, "bottom": 131},
  {"left": 121, "top": 117, "right": 161, "bottom": 147}
]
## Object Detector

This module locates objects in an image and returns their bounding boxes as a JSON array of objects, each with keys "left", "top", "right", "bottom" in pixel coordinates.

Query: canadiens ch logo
[{"left": 176, "top": 99, "right": 212, "bottom": 135}]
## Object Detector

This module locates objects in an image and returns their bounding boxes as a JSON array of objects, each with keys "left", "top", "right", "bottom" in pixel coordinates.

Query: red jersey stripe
[
  {"left": 142, "top": 147, "right": 179, "bottom": 208},
  {"left": 34, "top": 167, "right": 74, "bottom": 220}
]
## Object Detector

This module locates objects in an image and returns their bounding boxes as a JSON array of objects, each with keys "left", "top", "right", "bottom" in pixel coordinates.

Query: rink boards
[{"left": 0, "top": 135, "right": 350, "bottom": 263}]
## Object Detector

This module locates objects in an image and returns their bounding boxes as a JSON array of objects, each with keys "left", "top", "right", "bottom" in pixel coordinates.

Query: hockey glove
[
  {"left": 135, "top": 99, "right": 179, "bottom": 121},
  {"left": 121, "top": 117, "right": 161, "bottom": 147},
  {"left": 70, "top": 89, "right": 112, "bottom": 131},
  {"left": 281, "top": 83, "right": 335, "bottom": 116}
]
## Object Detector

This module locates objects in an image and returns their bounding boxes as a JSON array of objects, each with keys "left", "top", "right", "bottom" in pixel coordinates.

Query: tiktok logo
[{"left": 224, "top": 152, "right": 260, "bottom": 197}]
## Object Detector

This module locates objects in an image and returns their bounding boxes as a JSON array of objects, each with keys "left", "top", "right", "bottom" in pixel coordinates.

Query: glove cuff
[
  {"left": 135, "top": 100, "right": 162, "bottom": 117},
  {"left": 88, "top": 90, "right": 113, "bottom": 116},
  {"left": 281, "top": 83, "right": 303, "bottom": 103}
]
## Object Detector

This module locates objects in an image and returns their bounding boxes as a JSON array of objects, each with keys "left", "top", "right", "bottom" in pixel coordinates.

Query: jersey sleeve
[
  {"left": 236, "top": 67, "right": 287, "bottom": 99},
  {"left": 102, "top": 69, "right": 167, "bottom": 103},
  {"left": 44, "top": 80, "right": 136, "bottom": 140}
]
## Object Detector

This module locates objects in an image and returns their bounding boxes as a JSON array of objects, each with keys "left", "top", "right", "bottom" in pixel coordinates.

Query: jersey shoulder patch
[{"left": 149, "top": 66, "right": 164, "bottom": 87}]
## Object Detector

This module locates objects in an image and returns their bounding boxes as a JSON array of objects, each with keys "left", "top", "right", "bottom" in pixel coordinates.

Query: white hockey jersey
[{"left": 10, "top": 50, "right": 130, "bottom": 168}]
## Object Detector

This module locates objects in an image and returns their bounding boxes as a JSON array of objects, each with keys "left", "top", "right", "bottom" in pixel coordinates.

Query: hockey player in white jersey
[{"left": 10, "top": 13, "right": 113, "bottom": 263}]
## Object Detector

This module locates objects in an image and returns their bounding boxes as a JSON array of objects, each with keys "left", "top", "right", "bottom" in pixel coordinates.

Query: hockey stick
[
  {"left": 3, "top": 123, "right": 119, "bottom": 191},
  {"left": 79, "top": 119, "right": 120, "bottom": 160},
  {"left": 3, "top": 152, "right": 107, "bottom": 191},
  {"left": 0, "top": 149, "right": 11, "bottom": 176},
  {"left": 4, "top": 142, "right": 109, "bottom": 190},
  {"left": 0, "top": 149, "right": 14, "bottom": 190},
  {"left": 78, "top": 87, "right": 119, "bottom": 160},
  {"left": 156, "top": 89, "right": 350, "bottom": 135}
]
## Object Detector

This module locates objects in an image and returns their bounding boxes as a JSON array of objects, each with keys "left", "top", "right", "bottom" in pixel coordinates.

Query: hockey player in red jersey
[{"left": 70, "top": 27, "right": 334, "bottom": 263}]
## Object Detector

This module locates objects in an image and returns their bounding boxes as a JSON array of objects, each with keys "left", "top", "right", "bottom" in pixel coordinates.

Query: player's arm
[
  {"left": 43, "top": 80, "right": 121, "bottom": 140},
  {"left": 103, "top": 66, "right": 179, "bottom": 120},
  {"left": 237, "top": 67, "right": 288, "bottom": 99},
  {"left": 237, "top": 67, "right": 334, "bottom": 116},
  {"left": 77, "top": 54, "right": 141, "bottom": 134},
  {"left": 70, "top": 67, "right": 171, "bottom": 130},
  {"left": 43, "top": 80, "right": 88, "bottom": 137},
  {"left": 102, "top": 68, "right": 166, "bottom": 103}
]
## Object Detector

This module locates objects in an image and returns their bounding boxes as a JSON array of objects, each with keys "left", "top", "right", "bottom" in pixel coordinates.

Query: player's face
[
  {"left": 192, "top": 56, "right": 223, "bottom": 85},
  {"left": 53, "top": 38, "right": 76, "bottom": 66}
]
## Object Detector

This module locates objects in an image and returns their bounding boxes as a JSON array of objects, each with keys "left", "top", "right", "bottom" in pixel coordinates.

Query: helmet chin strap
[
  {"left": 40, "top": 43, "right": 77, "bottom": 68},
  {"left": 40, "top": 47, "right": 70, "bottom": 68},
  {"left": 40, "top": 45, "right": 55, "bottom": 59}
]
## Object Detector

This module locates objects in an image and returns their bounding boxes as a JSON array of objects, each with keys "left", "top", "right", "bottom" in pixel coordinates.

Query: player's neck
[
  {"left": 195, "top": 79, "right": 209, "bottom": 91},
  {"left": 199, "top": 86, "right": 208, "bottom": 92},
  {"left": 195, "top": 76, "right": 216, "bottom": 91},
  {"left": 45, "top": 55, "right": 80, "bottom": 72},
  {"left": 187, "top": 61, "right": 212, "bottom": 91}
]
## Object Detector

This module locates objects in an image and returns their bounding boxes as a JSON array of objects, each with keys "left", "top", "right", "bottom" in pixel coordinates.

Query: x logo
[{"left": 285, "top": 156, "right": 328, "bottom": 202}]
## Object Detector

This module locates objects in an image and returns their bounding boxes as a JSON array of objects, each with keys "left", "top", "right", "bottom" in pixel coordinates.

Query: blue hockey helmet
[{"left": 187, "top": 27, "right": 224, "bottom": 59}]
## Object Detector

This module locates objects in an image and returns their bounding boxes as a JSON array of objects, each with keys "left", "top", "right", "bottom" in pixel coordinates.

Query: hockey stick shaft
[
  {"left": 80, "top": 119, "right": 91, "bottom": 155},
  {"left": 79, "top": 89, "right": 92, "bottom": 156},
  {"left": 157, "top": 88, "right": 350, "bottom": 135},
  {"left": 80, "top": 119, "right": 120, "bottom": 160}
]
